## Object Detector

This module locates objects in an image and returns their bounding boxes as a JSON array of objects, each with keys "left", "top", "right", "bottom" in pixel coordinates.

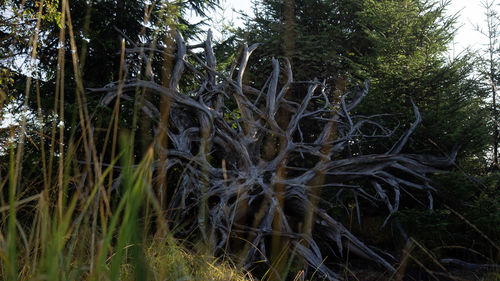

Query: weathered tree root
[{"left": 91, "top": 31, "right": 456, "bottom": 280}]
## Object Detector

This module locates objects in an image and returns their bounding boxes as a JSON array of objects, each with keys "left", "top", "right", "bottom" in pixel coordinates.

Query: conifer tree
[
  {"left": 238, "top": 0, "right": 488, "bottom": 163},
  {"left": 475, "top": 0, "right": 500, "bottom": 170}
]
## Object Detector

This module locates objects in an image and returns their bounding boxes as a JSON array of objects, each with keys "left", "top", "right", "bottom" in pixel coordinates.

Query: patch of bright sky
[
  {"left": 446, "top": 0, "right": 491, "bottom": 57},
  {"left": 221, "top": 0, "right": 254, "bottom": 26},
  {"left": 189, "top": 0, "right": 253, "bottom": 43}
]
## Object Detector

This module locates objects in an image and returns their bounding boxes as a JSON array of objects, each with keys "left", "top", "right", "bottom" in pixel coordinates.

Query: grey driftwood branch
[{"left": 90, "top": 30, "right": 456, "bottom": 280}]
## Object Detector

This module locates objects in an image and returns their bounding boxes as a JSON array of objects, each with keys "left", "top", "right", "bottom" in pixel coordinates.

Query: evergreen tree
[
  {"left": 356, "top": 0, "right": 488, "bottom": 160},
  {"left": 233, "top": 0, "right": 494, "bottom": 269},
  {"left": 475, "top": 0, "right": 500, "bottom": 170},
  {"left": 237, "top": 0, "right": 489, "bottom": 163},
  {"left": 0, "top": 0, "right": 220, "bottom": 116},
  {"left": 239, "top": 0, "right": 364, "bottom": 85},
  {"left": 0, "top": 0, "right": 220, "bottom": 189}
]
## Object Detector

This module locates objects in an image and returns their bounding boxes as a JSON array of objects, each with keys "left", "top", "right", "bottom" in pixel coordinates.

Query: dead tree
[{"left": 91, "top": 31, "right": 456, "bottom": 280}]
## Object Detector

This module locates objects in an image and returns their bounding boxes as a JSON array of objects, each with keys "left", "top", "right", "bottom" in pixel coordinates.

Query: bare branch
[{"left": 92, "top": 33, "right": 455, "bottom": 280}]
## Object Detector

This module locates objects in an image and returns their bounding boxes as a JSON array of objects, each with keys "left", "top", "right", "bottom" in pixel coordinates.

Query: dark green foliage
[
  {"left": 355, "top": 0, "right": 489, "bottom": 161},
  {"left": 239, "top": 0, "right": 489, "bottom": 161},
  {"left": 238, "top": 0, "right": 364, "bottom": 86},
  {"left": 397, "top": 171, "right": 500, "bottom": 263},
  {"left": 237, "top": 0, "right": 497, "bottom": 273},
  {"left": 0, "top": 0, "right": 221, "bottom": 168}
]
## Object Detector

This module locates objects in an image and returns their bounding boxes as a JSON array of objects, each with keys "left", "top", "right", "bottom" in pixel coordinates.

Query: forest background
[{"left": 0, "top": 0, "right": 499, "bottom": 280}]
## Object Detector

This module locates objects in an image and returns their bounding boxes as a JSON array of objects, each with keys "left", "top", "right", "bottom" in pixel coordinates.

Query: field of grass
[{"left": 0, "top": 131, "right": 256, "bottom": 280}]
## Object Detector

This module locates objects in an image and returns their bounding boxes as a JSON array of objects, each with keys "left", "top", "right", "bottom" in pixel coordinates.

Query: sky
[
  {"left": 446, "top": 0, "right": 491, "bottom": 56},
  {"left": 216, "top": 0, "right": 253, "bottom": 27}
]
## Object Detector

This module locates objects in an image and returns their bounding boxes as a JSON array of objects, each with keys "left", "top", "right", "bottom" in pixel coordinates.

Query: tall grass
[
  {"left": 0, "top": 1, "right": 252, "bottom": 280},
  {"left": 1, "top": 96, "right": 251, "bottom": 280},
  {"left": 1, "top": 93, "right": 251, "bottom": 280}
]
